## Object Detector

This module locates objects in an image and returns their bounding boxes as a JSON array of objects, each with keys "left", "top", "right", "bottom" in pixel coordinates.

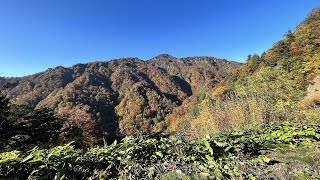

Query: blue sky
[{"left": 0, "top": 0, "right": 319, "bottom": 77}]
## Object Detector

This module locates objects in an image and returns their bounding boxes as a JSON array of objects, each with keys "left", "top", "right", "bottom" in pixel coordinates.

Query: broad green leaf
[{"left": 155, "top": 151, "right": 163, "bottom": 158}]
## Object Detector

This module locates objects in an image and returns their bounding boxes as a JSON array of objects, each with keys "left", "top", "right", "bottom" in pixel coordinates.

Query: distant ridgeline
[
  {"left": 169, "top": 7, "right": 320, "bottom": 137},
  {"left": 0, "top": 55, "right": 239, "bottom": 145}
]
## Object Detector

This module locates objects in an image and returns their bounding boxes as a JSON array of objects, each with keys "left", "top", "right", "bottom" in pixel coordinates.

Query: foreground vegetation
[{"left": 1, "top": 120, "right": 319, "bottom": 179}]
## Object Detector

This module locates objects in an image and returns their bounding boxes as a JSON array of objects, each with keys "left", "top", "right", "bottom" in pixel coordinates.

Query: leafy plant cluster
[{"left": 1, "top": 120, "right": 319, "bottom": 179}]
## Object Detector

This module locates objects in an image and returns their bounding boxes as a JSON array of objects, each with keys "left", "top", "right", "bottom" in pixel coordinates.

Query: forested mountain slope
[
  {"left": 0, "top": 56, "right": 239, "bottom": 144},
  {"left": 169, "top": 7, "right": 320, "bottom": 137}
]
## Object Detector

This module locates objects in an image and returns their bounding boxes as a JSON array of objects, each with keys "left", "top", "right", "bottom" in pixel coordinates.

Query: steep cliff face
[{"left": 0, "top": 55, "right": 240, "bottom": 144}]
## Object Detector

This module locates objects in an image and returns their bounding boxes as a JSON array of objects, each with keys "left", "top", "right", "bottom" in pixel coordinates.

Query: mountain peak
[{"left": 150, "top": 54, "right": 178, "bottom": 61}]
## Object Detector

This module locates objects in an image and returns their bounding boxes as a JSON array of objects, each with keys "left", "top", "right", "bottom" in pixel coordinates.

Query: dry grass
[
  {"left": 300, "top": 93, "right": 320, "bottom": 108},
  {"left": 188, "top": 93, "right": 279, "bottom": 138}
]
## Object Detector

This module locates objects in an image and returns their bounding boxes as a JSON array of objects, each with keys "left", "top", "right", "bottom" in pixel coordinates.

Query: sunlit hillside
[{"left": 170, "top": 8, "right": 320, "bottom": 138}]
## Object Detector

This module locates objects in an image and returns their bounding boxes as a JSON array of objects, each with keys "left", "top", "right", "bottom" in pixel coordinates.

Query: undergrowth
[{"left": 0, "top": 121, "right": 319, "bottom": 179}]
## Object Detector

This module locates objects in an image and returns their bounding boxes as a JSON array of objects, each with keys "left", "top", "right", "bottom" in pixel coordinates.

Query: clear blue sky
[{"left": 0, "top": 0, "right": 319, "bottom": 77}]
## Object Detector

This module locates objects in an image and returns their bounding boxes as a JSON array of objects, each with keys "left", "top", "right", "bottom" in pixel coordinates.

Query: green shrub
[{"left": 1, "top": 121, "right": 319, "bottom": 179}]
